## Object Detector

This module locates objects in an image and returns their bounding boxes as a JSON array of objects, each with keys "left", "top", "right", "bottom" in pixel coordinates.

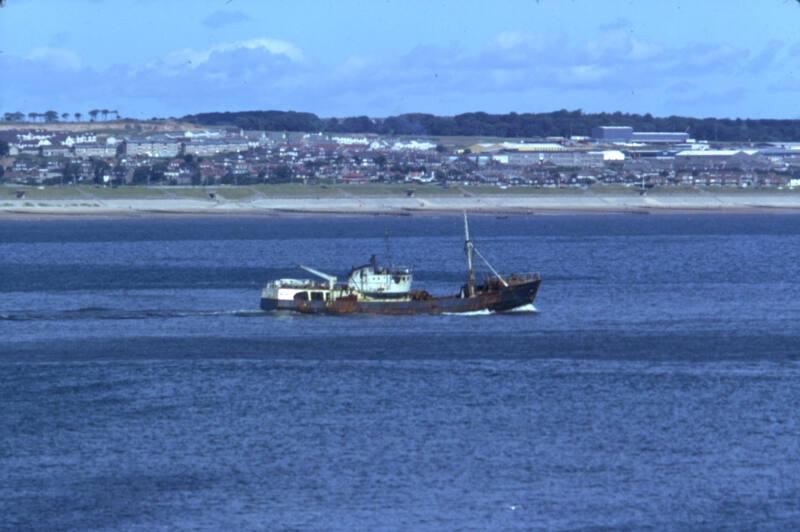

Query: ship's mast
[
  {"left": 463, "top": 211, "right": 475, "bottom": 297},
  {"left": 384, "top": 229, "right": 393, "bottom": 268}
]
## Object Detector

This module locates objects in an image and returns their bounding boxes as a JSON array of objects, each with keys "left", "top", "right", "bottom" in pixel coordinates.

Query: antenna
[{"left": 384, "top": 228, "right": 393, "bottom": 268}]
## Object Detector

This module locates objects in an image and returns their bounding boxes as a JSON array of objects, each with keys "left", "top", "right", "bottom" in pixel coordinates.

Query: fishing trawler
[{"left": 260, "top": 213, "right": 541, "bottom": 315}]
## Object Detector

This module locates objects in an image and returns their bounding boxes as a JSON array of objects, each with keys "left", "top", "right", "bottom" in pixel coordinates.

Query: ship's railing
[
  {"left": 508, "top": 272, "right": 541, "bottom": 282},
  {"left": 478, "top": 273, "right": 540, "bottom": 288},
  {"left": 270, "top": 278, "right": 329, "bottom": 289}
]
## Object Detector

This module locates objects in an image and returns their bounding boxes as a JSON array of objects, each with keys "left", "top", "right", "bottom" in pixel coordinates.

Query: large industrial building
[{"left": 592, "top": 126, "right": 689, "bottom": 144}]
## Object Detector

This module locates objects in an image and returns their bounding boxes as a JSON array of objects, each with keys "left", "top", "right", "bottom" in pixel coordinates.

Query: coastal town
[
  {"left": 2, "top": 119, "right": 800, "bottom": 192},
  {"left": 6, "top": 2, "right": 800, "bottom": 529}
]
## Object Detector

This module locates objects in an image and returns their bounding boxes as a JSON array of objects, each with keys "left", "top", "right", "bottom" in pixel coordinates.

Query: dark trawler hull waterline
[{"left": 259, "top": 213, "right": 541, "bottom": 315}]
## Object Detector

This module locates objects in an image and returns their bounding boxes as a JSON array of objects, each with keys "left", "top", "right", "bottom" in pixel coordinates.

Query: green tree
[
  {"left": 181, "top": 109, "right": 800, "bottom": 142},
  {"left": 150, "top": 162, "right": 167, "bottom": 183},
  {"left": 272, "top": 165, "right": 292, "bottom": 183},
  {"left": 61, "top": 112, "right": 70, "bottom": 121},
  {"left": 112, "top": 163, "right": 127, "bottom": 182},
  {"left": 43, "top": 110, "right": 59, "bottom": 122},
  {"left": 63, "top": 162, "right": 82, "bottom": 184},
  {"left": 92, "top": 160, "right": 111, "bottom": 185},
  {"left": 132, "top": 166, "right": 151, "bottom": 185},
  {"left": 27, "top": 112, "right": 38, "bottom": 122},
  {"left": 220, "top": 172, "right": 236, "bottom": 185},
  {"left": 74, "top": 112, "right": 82, "bottom": 122},
  {"left": 89, "top": 109, "right": 99, "bottom": 122}
]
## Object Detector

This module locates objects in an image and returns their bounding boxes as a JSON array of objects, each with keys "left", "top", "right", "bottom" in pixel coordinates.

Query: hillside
[{"left": 182, "top": 110, "right": 800, "bottom": 142}]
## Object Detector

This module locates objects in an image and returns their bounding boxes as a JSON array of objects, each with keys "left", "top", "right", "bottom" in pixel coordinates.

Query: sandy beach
[{"left": 3, "top": 187, "right": 800, "bottom": 217}]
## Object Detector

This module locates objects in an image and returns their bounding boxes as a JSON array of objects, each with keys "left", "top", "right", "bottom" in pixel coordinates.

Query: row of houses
[
  {"left": 7, "top": 137, "right": 255, "bottom": 159},
  {"left": 125, "top": 137, "right": 253, "bottom": 157},
  {"left": 4, "top": 126, "right": 800, "bottom": 188},
  {"left": 472, "top": 143, "right": 800, "bottom": 172}
]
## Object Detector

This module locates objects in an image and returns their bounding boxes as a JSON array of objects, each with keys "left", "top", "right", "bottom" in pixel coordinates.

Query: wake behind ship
[{"left": 260, "top": 213, "right": 541, "bottom": 315}]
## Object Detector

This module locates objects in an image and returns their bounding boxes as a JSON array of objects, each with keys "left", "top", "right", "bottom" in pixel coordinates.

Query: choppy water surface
[{"left": 2, "top": 214, "right": 799, "bottom": 530}]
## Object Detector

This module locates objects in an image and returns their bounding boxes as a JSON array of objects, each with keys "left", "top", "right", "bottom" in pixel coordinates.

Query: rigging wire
[{"left": 472, "top": 244, "right": 508, "bottom": 287}]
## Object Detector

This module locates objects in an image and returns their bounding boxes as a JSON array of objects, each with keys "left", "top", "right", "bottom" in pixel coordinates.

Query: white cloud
[
  {"left": 165, "top": 38, "right": 305, "bottom": 69},
  {"left": 560, "top": 64, "right": 613, "bottom": 84},
  {"left": 1, "top": 33, "right": 797, "bottom": 118},
  {"left": 202, "top": 9, "right": 251, "bottom": 29},
  {"left": 25, "top": 47, "right": 82, "bottom": 71},
  {"left": 584, "top": 27, "right": 663, "bottom": 64},
  {"left": 217, "top": 38, "right": 305, "bottom": 62},
  {"left": 493, "top": 31, "right": 545, "bottom": 51}
]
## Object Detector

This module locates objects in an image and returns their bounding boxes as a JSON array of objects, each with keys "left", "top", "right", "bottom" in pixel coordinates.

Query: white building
[
  {"left": 63, "top": 133, "right": 97, "bottom": 147},
  {"left": 331, "top": 135, "right": 370, "bottom": 146},
  {"left": 183, "top": 139, "right": 250, "bottom": 156},
  {"left": 126, "top": 137, "right": 181, "bottom": 158},
  {"left": 391, "top": 140, "right": 437, "bottom": 151},
  {"left": 74, "top": 143, "right": 118, "bottom": 158}
]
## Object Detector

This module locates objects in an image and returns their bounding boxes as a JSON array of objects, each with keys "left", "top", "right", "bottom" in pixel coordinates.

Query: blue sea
[{"left": 2, "top": 214, "right": 799, "bottom": 530}]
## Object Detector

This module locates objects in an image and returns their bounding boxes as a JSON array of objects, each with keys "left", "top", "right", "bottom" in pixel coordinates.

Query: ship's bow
[{"left": 493, "top": 275, "right": 541, "bottom": 312}]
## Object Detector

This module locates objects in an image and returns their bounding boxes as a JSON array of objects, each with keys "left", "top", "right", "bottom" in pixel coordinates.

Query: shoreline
[{"left": 2, "top": 192, "right": 800, "bottom": 218}]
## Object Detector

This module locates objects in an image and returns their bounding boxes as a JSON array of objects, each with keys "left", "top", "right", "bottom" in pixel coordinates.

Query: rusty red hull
[{"left": 261, "top": 278, "right": 541, "bottom": 315}]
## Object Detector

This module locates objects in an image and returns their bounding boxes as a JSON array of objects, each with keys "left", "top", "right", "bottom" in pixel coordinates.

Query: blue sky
[{"left": 1, "top": 0, "right": 800, "bottom": 119}]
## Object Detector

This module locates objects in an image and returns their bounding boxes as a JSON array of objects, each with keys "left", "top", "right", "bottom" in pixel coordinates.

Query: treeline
[
  {"left": 182, "top": 109, "right": 800, "bottom": 142},
  {"left": 2, "top": 110, "right": 120, "bottom": 123}
]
